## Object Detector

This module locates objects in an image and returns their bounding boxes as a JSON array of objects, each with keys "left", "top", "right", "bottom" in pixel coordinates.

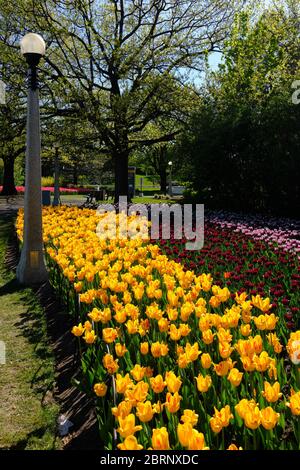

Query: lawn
[
  {"left": 0, "top": 215, "right": 60, "bottom": 450},
  {"left": 135, "top": 174, "right": 160, "bottom": 191},
  {"left": 60, "top": 194, "right": 178, "bottom": 205}
]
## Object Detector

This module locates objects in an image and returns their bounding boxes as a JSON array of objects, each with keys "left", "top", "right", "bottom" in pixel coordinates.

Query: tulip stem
[{"left": 253, "top": 431, "right": 257, "bottom": 450}]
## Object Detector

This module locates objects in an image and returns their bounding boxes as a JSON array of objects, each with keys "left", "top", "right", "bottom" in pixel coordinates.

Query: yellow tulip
[
  {"left": 187, "top": 429, "right": 208, "bottom": 450},
  {"left": 253, "top": 315, "right": 267, "bottom": 330},
  {"left": 219, "top": 341, "right": 234, "bottom": 359},
  {"left": 254, "top": 351, "right": 271, "bottom": 372},
  {"left": 180, "top": 302, "right": 194, "bottom": 321},
  {"left": 202, "top": 329, "right": 215, "bottom": 345},
  {"left": 93, "top": 382, "right": 107, "bottom": 397},
  {"left": 117, "top": 414, "right": 143, "bottom": 438},
  {"left": 227, "top": 368, "right": 243, "bottom": 387},
  {"left": 179, "top": 323, "right": 191, "bottom": 337},
  {"left": 114, "top": 309, "right": 127, "bottom": 324},
  {"left": 112, "top": 401, "right": 132, "bottom": 419},
  {"left": 88, "top": 308, "right": 103, "bottom": 322},
  {"left": 164, "top": 392, "right": 182, "bottom": 413},
  {"left": 98, "top": 307, "right": 112, "bottom": 323},
  {"left": 235, "top": 292, "right": 248, "bottom": 304},
  {"left": 210, "top": 405, "right": 233, "bottom": 433},
  {"left": 244, "top": 406, "right": 261, "bottom": 430},
  {"left": 214, "top": 360, "right": 230, "bottom": 377},
  {"left": 151, "top": 341, "right": 168, "bottom": 358},
  {"left": 140, "top": 342, "right": 149, "bottom": 355},
  {"left": 196, "top": 374, "right": 212, "bottom": 393},
  {"left": 150, "top": 374, "right": 166, "bottom": 394},
  {"left": 84, "top": 329, "right": 97, "bottom": 344},
  {"left": 180, "top": 409, "right": 199, "bottom": 426},
  {"left": 136, "top": 401, "right": 154, "bottom": 422},
  {"left": 260, "top": 407, "right": 280, "bottom": 430},
  {"left": 185, "top": 342, "right": 201, "bottom": 362},
  {"left": 266, "top": 333, "right": 282, "bottom": 354},
  {"left": 169, "top": 324, "right": 182, "bottom": 341},
  {"left": 286, "top": 389, "right": 300, "bottom": 415},
  {"left": 126, "top": 319, "right": 139, "bottom": 334},
  {"left": 130, "top": 364, "right": 146, "bottom": 382},
  {"left": 209, "top": 296, "right": 221, "bottom": 308},
  {"left": 235, "top": 399, "right": 256, "bottom": 420},
  {"left": 115, "top": 343, "right": 127, "bottom": 358},
  {"left": 262, "top": 381, "right": 282, "bottom": 403},
  {"left": 102, "top": 353, "right": 119, "bottom": 374},
  {"left": 167, "top": 307, "right": 178, "bottom": 321},
  {"left": 102, "top": 327, "right": 118, "bottom": 344},
  {"left": 251, "top": 295, "right": 272, "bottom": 313},
  {"left": 158, "top": 318, "right": 169, "bottom": 332},
  {"left": 125, "top": 381, "right": 149, "bottom": 404},
  {"left": 71, "top": 323, "right": 84, "bottom": 337},
  {"left": 227, "top": 444, "right": 243, "bottom": 450},
  {"left": 117, "top": 435, "right": 143, "bottom": 450},
  {"left": 160, "top": 344, "right": 169, "bottom": 356},
  {"left": 177, "top": 422, "right": 193, "bottom": 447},
  {"left": 201, "top": 353, "right": 212, "bottom": 369},
  {"left": 210, "top": 417, "right": 223, "bottom": 434},
  {"left": 84, "top": 320, "right": 92, "bottom": 331},
  {"left": 165, "top": 371, "right": 182, "bottom": 393},
  {"left": 240, "top": 324, "right": 252, "bottom": 337},
  {"left": 152, "top": 427, "right": 170, "bottom": 450},
  {"left": 115, "top": 373, "right": 133, "bottom": 394}
]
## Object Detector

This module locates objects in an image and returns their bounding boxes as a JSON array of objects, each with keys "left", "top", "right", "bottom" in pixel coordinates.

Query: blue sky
[{"left": 208, "top": 51, "right": 223, "bottom": 71}]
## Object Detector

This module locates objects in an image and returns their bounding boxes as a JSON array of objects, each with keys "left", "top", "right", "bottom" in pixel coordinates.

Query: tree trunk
[
  {"left": 1, "top": 157, "right": 17, "bottom": 195},
  {"left": 73, "top": 166, "right": 78, "bottom": 186},
  {"left": 114, "top": 149, "right": 129, "bottom": 203},
  {"left": 160, "top": 168, "right": 167, "bottom": 193}
]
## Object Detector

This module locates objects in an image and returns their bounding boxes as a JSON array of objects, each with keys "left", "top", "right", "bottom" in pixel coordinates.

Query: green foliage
[
  {"left": 41, "top": 176, "right": 55, "bottom": 187},
  {"left": 178, "top": 3, "right": 300, "bottom": 216}
]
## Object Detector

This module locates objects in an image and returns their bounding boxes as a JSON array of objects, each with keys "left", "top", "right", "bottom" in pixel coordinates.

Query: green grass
[
  {"left": 60, "top": 195, "right": 179, "bottom": 205},
  {"left": 0, "top": 216, "right": 61, "bottom": 450},
  {"left": 132, "top": 196, "right": 178, "bottom": 204},
  {"left": 135, "top": 174, "right": 160, "bottom": 190},
  {"left": 60, "top": 194, "right": 85, "bottom": 202}
]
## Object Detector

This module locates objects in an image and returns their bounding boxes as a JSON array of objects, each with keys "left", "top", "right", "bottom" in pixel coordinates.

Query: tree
[
  {"left": 41, "top": 117, "right": 113, "bottom": 186},
  {"left": 7, "top": 0, "right": 242, "bottom": 200},
  {"left": 0, "top": 62, "right": 26, "bottom": 195},
  {"left": 177, "top": 4, "right": 300, "bottom": 215}
]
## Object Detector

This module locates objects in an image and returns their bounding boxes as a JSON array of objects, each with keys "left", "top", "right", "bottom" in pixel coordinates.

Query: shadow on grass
[
  {"left": 8, "top": 426, "right": 58, "bottom": 451},
  {"left": 0, "top": 278, "right": 24, "bottom": 297}
]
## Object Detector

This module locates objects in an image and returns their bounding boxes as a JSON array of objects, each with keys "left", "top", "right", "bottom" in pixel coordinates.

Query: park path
[{"left": 0, "top": 213, "right": 60, "bottom": 449}]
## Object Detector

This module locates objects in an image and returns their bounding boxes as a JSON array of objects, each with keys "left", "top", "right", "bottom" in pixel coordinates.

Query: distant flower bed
[
  {"left": 206, "top": 210, "right": 300, "bottom": 257},
  {"left": 0, "top": 185, "right": 89, "bottom": 194}
]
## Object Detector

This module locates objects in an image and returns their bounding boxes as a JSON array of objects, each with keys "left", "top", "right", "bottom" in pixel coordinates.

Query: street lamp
[
  {"left": 16, "top": 33, "right": 48, "bottom": 285},
  {"left": 52, "top": 143, "right": 61, "bottom": 206},
  {"left": 168, "top": 161, "right": 173, "bottom": 196}
]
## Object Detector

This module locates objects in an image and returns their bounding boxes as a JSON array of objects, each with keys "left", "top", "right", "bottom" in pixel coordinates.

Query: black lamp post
[
  {"left": 168, "top": 160, "right": 173, "bottom": 197},
  {"left": 52, "top": 143, "right": 61, "bottom": 206}
]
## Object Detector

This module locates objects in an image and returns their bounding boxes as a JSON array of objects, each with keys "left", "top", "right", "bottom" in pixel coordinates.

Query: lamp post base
[{"left": 16, "top": 249, "right": 48, "bottom": 285}]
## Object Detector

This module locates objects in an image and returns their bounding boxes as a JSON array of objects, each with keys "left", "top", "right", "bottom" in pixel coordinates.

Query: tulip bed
[
  {"left": 16, "top": 206, "right": 300, "bottom": 450},
  {"left": 159, "top": 221, "right": 300, "bottom": 332}
]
